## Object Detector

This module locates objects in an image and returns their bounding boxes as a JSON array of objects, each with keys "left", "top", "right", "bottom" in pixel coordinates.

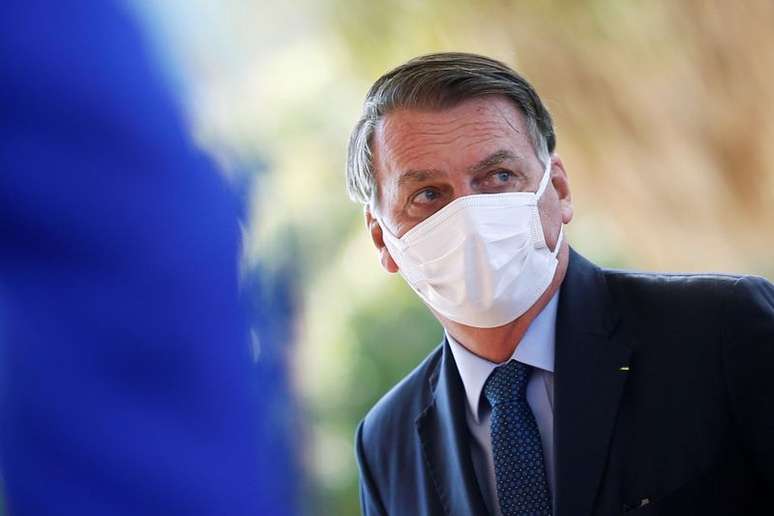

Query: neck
[{"left": 440, "top": 243, "right": 569, "bottom": 363}]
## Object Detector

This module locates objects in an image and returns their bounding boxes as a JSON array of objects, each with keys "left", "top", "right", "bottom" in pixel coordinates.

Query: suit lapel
[
  {"left": 554, "top": 250, "right": 632, "bottom": 516},
  {"left": 415, "top": 341, "right": 489, "bottom": 515}
]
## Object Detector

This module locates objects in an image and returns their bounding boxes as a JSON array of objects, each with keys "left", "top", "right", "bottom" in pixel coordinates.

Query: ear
[
  {"left": 550, "top": 155, "right": 574, "bottom": 225},
  {"left": 365, "top": 207, "right": 400, "bottom": 273}
]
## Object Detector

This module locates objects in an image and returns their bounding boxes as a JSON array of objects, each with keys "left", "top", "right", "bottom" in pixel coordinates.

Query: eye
[
  {"left": 478, "top": 169, "right": 523, "bottom": 192},
  {"left": 412, "top": 188, "right": 440, "bottom": 205},
  {"left": 494, "top": 170, "right": 514, "bottom": 182}
]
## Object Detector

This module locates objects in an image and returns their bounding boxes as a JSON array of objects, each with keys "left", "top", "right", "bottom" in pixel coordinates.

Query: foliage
[{"left": 138, "top": 1, "right": 774, "bottom": 514}]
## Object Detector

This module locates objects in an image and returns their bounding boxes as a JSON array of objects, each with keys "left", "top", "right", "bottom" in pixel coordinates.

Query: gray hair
[{"left": 346, "top": 52, "right": 556, "bottom": 206}]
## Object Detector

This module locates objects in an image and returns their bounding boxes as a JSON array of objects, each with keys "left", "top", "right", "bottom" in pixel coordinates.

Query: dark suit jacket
[{"left": 356, "top": 249, "right": 774, "bottom": 515}]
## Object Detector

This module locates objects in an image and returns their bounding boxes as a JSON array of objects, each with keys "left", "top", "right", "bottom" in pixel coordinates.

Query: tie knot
[{"left": 483, "top": 360, "right": 531, "bottom": 406}]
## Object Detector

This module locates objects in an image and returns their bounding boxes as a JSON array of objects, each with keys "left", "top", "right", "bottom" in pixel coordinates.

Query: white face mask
[{"left": 380, "top": 158, "right": 563, "bottom": 328}]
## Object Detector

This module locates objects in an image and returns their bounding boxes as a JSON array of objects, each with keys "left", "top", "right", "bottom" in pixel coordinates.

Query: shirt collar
[{"left": 446, "top": 289, "right": 559, "bottom": 423}]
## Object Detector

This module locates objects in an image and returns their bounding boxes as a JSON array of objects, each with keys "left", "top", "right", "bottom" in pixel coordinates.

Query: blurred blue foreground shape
[{"left": 0, "top": 1, "right": 290, "bottom": 514}]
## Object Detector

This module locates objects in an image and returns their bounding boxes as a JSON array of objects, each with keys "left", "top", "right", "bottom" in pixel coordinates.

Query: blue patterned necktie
[{"left": 484, "top": 360, "right": 552, "bottom": 516}]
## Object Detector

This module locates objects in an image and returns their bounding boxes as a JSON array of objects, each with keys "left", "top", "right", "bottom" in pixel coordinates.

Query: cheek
[{"left": 537, "top": 191, "right": 563, "bottom": 245}]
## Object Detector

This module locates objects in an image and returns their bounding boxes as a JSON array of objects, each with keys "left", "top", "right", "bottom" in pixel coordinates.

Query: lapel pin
[{"left": 618, "top": 366, "right": 630, "bottom": 371}]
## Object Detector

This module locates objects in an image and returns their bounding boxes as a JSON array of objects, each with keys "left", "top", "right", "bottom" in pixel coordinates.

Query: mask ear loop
[
  {"left": 531, "top": 157, "right": 555, "bottom": 248},
  {"left": 552, "top": 224, "right": 564, "bottom": 257},
  {"left": 537, "top": 157, "right": 565, "bottom": 257},
  {"left": 535, "top": 157, "right": 553, "bottom": 199},
  {"left": 531, "top": 157, "right": 566, "bottom": 256}
]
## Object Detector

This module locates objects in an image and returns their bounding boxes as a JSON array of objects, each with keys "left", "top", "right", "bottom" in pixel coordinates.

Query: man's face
[{"left": 366, "top": 95, "right": 573, "bottom": 274}]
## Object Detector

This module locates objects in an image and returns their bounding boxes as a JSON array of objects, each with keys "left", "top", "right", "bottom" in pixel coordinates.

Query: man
[{"left": 346, "top": 52, "right": 774, "bottom": 515}]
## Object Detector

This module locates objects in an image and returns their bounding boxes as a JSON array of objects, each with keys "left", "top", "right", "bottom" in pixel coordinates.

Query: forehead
[{"left": 372, "top": 95, "right": 533, "bottom": 183}]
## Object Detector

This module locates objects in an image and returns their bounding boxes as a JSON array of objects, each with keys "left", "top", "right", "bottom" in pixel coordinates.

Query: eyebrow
[
  {"left": 397, "top": 168, "right": 444, "bottom": 188},
  {"left": 467, "top": 149, "right": 518, "bottom": 175},
  {"left": 395, "top": 149, "right": 519, "bottom": 189}
]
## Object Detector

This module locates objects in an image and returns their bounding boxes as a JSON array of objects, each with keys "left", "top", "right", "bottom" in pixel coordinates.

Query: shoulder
[
  {"left": 354, "top": 344, "right": 445, "bottom": 512},
  {"left": 597, "top": 267, "right": 773, "bottom": 347},
  {"left": 719, "top": 275, "right": 774, "bottom": 340},
  {"left": 602, "top": 267, "right": 748, "bottom": 295},
  {"left": 721, "top": 274, "right": 774, "bottom": 314},
  {"left": 600, "top": 267, "right": 771, "bottom": 314},
  {"left": 358, "top": 343, "right": 443, "bottom": 449}
]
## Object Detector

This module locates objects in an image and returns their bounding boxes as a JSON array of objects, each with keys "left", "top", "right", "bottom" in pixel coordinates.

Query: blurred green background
[{"left": 136, "top": 1, "right": 774, "bottom": 514}]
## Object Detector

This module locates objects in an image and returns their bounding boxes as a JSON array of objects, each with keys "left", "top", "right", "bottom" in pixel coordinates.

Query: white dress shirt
[{"left": 446, "top": 290, "right": 559, "bottom": 516}]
